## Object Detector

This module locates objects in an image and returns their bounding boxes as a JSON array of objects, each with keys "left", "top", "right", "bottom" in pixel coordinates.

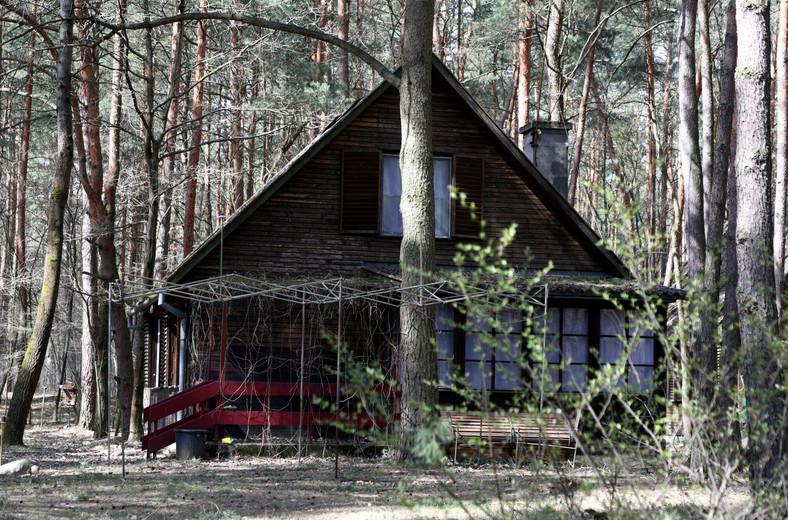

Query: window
[
  {"left": 381, "top": 154, "right": 451, "bottom": 237},
  {"left": 464, "top": 308, "right": 523, "bottom": 390},
  {"left": 341, "top": 151, "right": 483, "bottom": 236},
  {"left": 599, "top": 309, "right": 655, "bottom": 392},
  {"left": 436, "top": 305, "right": 454, "bottom": 388},
  {"left": 533, "top": 307, "right": 589, "bottom": 392}
]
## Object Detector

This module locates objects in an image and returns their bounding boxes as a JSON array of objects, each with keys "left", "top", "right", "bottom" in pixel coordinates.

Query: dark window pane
[
  {"left": 466, "top": 361, "right": 492, "bottom": 389},
  {"left": 562, "top": 365, "right": 588, "bottom": 392},
  {"left": 465, "top": 333, "right": 492, "bottom": 360},
  {"left": 562, "top": 308, "right": 588, "bottom": 335},
  {"left": 600, "top": 309, "right": 625, "bottom": 336},
  {"left": 495, "top": 363, "right": 522, "bottom": 390},
  {"left": 630, "top": 338, "right": 654, "bottom": 365},
  {"left": 436, "top": 331, "right": 454, "bottom": 360},
  {"left": 600, "top": 337, "right": 625, "bottom": 363},
  {"left": 563, "top": 336, "right": 588, "bottom": 364}
]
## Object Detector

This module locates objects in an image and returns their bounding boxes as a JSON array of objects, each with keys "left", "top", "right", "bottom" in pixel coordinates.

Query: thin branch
[{"left": 93, "top": 11, "right": 400, "bottom": 88}]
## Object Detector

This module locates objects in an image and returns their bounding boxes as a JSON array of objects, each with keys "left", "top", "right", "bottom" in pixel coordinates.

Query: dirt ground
[{"left": 0, "top": 396, "right": 751, "bottom": 520}]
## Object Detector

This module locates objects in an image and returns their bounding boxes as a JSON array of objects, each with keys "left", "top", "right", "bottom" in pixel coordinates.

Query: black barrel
[{"left": 174, "top": 429, "right": 208, "bottom": 459}]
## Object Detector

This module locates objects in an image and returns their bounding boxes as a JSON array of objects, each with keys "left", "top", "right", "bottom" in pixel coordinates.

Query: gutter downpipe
[{"left": 158, "top": 293, "right": 188, "bottom": 421}]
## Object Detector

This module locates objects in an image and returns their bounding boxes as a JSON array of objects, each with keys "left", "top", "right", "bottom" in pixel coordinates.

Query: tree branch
[{"left": 94, "top": 11, "right": 400, "bottom": 89}]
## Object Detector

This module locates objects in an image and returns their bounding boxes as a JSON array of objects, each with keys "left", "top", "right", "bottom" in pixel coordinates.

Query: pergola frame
[{"left": 107, "top": 273, "right": 548, "bottom": 471}]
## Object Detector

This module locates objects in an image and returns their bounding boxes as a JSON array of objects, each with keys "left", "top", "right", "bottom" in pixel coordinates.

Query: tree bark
[
  {"left": 338, "top": 0, "right": 350, "bottom": 91},
  {"left": 734, "top": 0, "right": 785, "bottom": 487},
  {"left": 644, "top": 0, "right": 656, "bottom": 278},
  {"left": 229, "top": 10, "right": 244, "bottom": 211},
  {"left": 568, "top": 0, "right": 602, "bottom": 206},
  {"left": 398, "top": 0, "right": 437, "bottom": 439},
  {"left": 516, "top": 0, "right": 532, "bottom": 148},
  {"left": 3, "top": 0, "right": 73, "bottom": 445},
  {"left": 679, "top": 0, "right": 712, "bottom": 459},
  {"left": 78, "top": 191, "right": 97, "bottom": 432},
  {"left": 698, "top": 0, "right": 714, "bottom": 242},
  {"left": 13, "top": 17, "right": 34, "bottom": 376},
  {"left": 183, "top": 0, "right": 208, "bottom": 256},
  {"left": 775, "top": 0, "right": 788, "bottom": 317},
  {"left": 545, "top": 0, "right": 564, "bottom": 120},
  {"left": 706, "top": 0, "right": 737, "bottom": 451}
]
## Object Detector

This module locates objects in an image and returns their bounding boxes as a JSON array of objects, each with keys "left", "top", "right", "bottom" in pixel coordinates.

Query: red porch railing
[{"left": 142, "top": 381, "right": 400, "bottom": 458}]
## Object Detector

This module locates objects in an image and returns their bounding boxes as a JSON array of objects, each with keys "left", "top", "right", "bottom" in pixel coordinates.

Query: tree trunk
[
  {"left": 516, "top": 0, "right": 532, "bottom": 148},
  {"left": 735, "top": 0, "right": 785, "bottom": 488},
  {"left": 3, "top": 0, "right": 73, "bottom": 444},
  {"left": 705, "top": 0, "right": 737, "bottom": 453},
  {"left": 544, "top": 0, "right": 564, "bottom": 120},
  {"left": 659, "top": 35, "right": 674, "bottom": 279},
  {"left": 183, "top": 0, "right": 208, "bottom": 256},
  {"left": 13, "top": 18, "right": 34, "bottom": 376},
  {"left": 229, "top": 12, "right": 244, "bottom": 211},
  {"left": 568, "top": 0, "right": 602, "bottom": 206},
  {"left": 78, "top": 191, "right": 97, "bottom": 431},
  {"left": 398, "top": 0, "right": 437, "bottom": 440},
  {"left": 644, "top": 0, "right": 656, "bottom": 278},
  {"left": 698, "top": 0, "right": 714, "bottom": 242},
  {"left": 338, "top": 0, "right": 349, "bottom": 91},
  {"left": 720, "top": 114, "right": 742, "bottom": 458},
  {"left": 678, "top": 0, "right": 712, "bottom": 462},
  {"left": 155, "top": 0, "right": 185, "bottom": 281},
  {"left": 775, "top": 0, "right": 788, "bottom": 317}
]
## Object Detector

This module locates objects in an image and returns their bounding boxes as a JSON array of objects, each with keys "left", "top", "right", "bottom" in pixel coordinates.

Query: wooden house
[{"left": 140, "top": 57, "right": 682, "bottom": 456}]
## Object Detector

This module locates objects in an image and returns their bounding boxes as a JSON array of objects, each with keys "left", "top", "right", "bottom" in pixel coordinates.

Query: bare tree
[{"left": 3, "top": 0, "right": 74, "bottom": 445}]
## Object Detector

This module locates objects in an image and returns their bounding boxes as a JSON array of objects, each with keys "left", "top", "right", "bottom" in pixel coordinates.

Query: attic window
[
  {"left": 340, "top": 151, "right": 483, "bottom": 236},
  {"left": 380, "top": 154, "right": 452, "bottom": 238}
]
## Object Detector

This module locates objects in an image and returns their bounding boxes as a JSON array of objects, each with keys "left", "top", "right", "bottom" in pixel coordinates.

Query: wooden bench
[
  {"left": 510, "top": 412, "right": 578, "bottom": 465},
  {"left": 445, "top": 412, "right": 514, "bottom": 462}
]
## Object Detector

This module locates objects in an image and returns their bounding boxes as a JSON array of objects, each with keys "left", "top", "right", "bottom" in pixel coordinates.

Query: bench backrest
[
  {"left": 510, "top": 413, "right": 572, "bottom": 442},
  {"left": 447, "top": 412, "right": 513, "bottom": 441}
]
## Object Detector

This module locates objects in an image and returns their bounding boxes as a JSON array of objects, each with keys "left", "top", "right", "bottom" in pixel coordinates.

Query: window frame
[
  {"left": 532, "top": 307, "right": 591, "bottom": 393},
  {"left": 380, "top": 153, "right": 453, "bottom": 238},
  {"left": 599, "top": 308, "right": 656, "bottom": 393},
  {"left": 461, "top": 307, "right": 525, "bottom": 392}
]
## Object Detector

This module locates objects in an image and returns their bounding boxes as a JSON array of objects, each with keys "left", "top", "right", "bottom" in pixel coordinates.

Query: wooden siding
[
  {"left": 190, "top": 301, "right": 397, "bottom": 386},
  {"left": 183, "top": 71, "right": 611, "bottom": 282}
]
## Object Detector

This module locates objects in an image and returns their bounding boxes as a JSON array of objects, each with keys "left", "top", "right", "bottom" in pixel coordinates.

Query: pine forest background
[{"left": 0, "top": 0, "right": 784, "bottom": 459}]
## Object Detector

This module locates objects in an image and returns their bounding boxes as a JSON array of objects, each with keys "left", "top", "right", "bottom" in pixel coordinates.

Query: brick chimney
[{"left": 519, "top": 122, "right": 573, "bottom": 199}]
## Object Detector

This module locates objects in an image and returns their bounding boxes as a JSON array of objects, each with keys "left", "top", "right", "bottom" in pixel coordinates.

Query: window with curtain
[
  {"left": 464, "top": 308, "right": 523, "bottom": 390},
  {"left": 532, "top": 307, "right": 589, "bottom": 392},
  {"left": 600, "top": 309, "right": 655, "bottom": 392},
  {"left": 435, "top": 304, "right": 454, "bottom": 388},
  {"left": 380, "top": 154, "right": 452, "bottom": 237}
]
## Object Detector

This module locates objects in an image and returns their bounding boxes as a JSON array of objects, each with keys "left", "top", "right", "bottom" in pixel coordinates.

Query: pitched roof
[{"left": 167, "top": 56, "right": 628, "bottom": 283}]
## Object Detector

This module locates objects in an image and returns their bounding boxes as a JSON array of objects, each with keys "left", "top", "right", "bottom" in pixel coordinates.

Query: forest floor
[{"left": 0, "top": 394, "right": 751, "bottom": 520}]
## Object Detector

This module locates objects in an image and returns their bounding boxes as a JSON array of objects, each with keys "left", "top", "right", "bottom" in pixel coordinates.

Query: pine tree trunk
[
  {"left": 183, "top": 0, "right": 208, "bottom": 256},
  {"left": 13, "top": 19, "right": 34, "bottom": 372},
  {"left": 698, "top": 0, "right": 714, "bottom": 241},
  {"left": 516, "top": 0, "right": 532, "bottom": 148},
  {"left": 3, "top": 0, "right": 73, "bottom": 444},
  {"left": 735, "top": 0, "right": 786, "bottom": 487},
  {"left": 229, "top": 12, "right": 244, "bottom": 211},
  {"left": 545, "top": 0, "right": 564, "bottom": 120},
  {"left": 775, "top": 0, "right": 788, "bottom": 317},
  {"left": 78, "top": 192, "right": 97, "bottom": 431},
  {"left": 338, "top": 0, "right": 350, "bottom": 90},
  {"left": 568, "top": 0, "right": 602, "bottom": 206},
  {"left": 398, "top": 0, "right": 437, "bottom": 441}
]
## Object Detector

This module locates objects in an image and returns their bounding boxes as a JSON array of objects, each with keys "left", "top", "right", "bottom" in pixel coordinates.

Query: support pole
[
  {"left": 335, "top": 279, "right": 342, "bottom": 479},
  {"left": 299, "top": 301, "right": 305, "bottom": 463}
]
